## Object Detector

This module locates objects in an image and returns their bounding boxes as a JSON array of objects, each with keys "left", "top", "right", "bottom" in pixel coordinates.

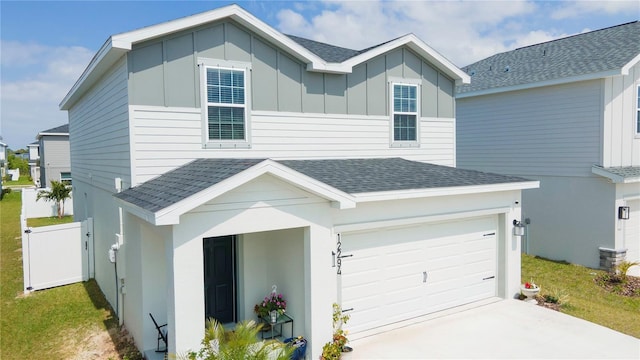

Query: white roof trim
[
  {"left": 135, "top": 159, "right": 355, "bottom": 225},
  {"left": 333, "top": 34, "right": 470, "bottom": 84},
  {"left": 353, "top": 181, "right": 539, "bottom": 203},
  {"left": 592, "top": 166, "right": 640, "bottom": 184},
  {"left": 61, "top": 4, "right": 467, "bottom": 109},
  {"left": 334, "top": 206, "right": 511, "bottom": 233},
  {"left": 621, "top": 53, "right": 640, "bottom": 75},
  {"left": 457, "top": 69, "right": 623, "bottom": 99}
]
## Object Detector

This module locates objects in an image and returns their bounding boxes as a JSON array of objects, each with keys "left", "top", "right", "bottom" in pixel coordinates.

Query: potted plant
[
  {"left": 254, "top": 286, "right": 287, "bottom": 322},
  {"left": 520, "top": 280, "right": 540, "bottom": 303}
]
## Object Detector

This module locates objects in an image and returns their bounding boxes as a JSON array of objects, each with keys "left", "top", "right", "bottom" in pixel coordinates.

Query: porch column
[
  {"left": 505, "top": 205, "right": 522, "bottom": 299},
  {"left": 166, "top": 231, "right": 206, "bottom": 354},
  {"left": 304, "top": 224, "right": 335, "bottom": 360}
]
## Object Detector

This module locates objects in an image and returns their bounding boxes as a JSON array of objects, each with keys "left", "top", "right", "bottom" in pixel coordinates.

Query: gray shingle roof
[
  {"left": 457, "top": 21, "right": 640, "bottom": 95},
  {"left": 40, "top": 124, "right": 69, "bottom": 135},
  {"left": 115, "top": 158, "right": 530, "bottom": 213},
  {"left": 115, "top": 158, "right": 264, "bottom": 212},
  {"left": 279, "top": 158, "right": 528, "bottom": 193},
  {"left": 286, "top": 35, "right": 405, "bottom": 63},
  {"left": 286, "top": 35, "right": 361, "bottom": 63},
  {"left": 599, "top": 166, "right": 640, "bottom": 180}
]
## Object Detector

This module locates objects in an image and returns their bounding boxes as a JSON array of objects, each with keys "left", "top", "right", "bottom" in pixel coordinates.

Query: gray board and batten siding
[{"left": 128, "top": 19, "right": 455, "bottom": 118}]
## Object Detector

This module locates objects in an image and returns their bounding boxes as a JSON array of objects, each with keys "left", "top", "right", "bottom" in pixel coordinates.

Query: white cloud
[
  {"left": 551, "top": 0, "right": 639, "bottom": 20},
  {"left": 0, "top": 41, "right": 93, "bottom": 148},
  {"left": 276, "top": 0, "right": 544, "bottom": 67}
]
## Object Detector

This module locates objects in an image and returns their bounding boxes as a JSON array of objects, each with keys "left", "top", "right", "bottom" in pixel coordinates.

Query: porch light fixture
[
  {"left": 513, "top": 219, "right": 525, "bottom": 237},
  {"left": 618, "top": 206, "right": 630, "bottom": 220}
]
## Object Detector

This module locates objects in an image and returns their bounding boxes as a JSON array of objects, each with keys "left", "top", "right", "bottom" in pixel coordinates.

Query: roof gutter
[
  {"left": 353, "top": 180, "right": 540, "bottom": 203},
  {"left": 457, "top": 69, "right": 623, "bottom": 99}
]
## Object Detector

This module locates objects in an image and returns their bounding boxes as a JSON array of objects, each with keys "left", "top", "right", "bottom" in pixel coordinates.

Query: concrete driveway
[{"left": 342, "top": 299, "right": 640, "bottom": 359}]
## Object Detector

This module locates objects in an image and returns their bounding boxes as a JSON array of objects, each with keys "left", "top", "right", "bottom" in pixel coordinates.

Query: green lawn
[
  {"left": 522, "top": 254, "right": 640, "bottom": 338},
  {"left": 27, "top": 215, "right": 74, "bottom": 227},
  {"left": 3, "top": 176, "right": 34, "bottom": 186},
  {"left": 0, "top": 192, "right": 120, "bottom": 359}
]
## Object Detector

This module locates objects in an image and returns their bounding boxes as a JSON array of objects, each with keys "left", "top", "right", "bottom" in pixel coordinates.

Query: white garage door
[
  {"left": 340, "top": 216, "right": 497, "bottom": 335},
  {"left": 624, "top": 200, "right": 640, "bottom": 276}
]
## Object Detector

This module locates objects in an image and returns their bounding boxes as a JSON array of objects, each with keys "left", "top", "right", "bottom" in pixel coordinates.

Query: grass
[
  {"left": 0, "top": 191, "right": 120, "bottom": 359},
  {"left": 522, "top": 254, "right": 640, "bottom": 338},
  {"left": 27, "top": 215, "right": 74, "bottom": 227},
  {"left": 3, "top": 176, "right": 33, "bottom": 186}
]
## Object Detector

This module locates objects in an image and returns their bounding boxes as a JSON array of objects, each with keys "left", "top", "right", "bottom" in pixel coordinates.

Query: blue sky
[{"left": 1, "top": 0, "right": 638, "bottom": 149}]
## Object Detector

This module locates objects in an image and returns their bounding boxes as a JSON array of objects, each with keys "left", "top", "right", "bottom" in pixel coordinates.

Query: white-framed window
[
  {"left": 389, "top": 78, "right": 421, "bottom": 146},
  {"left": 636, "top": 84, "right": 640, "bottom": 134},
  {"left": 60, "top": 172, "right": 72, "bottom": 186},
  {"left": 199, "top": 59, "right": 251, "bottom": 148}
]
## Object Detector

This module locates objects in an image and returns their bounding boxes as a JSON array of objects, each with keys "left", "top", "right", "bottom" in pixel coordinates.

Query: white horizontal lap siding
[
  {"left": 131, "top": 106, "right": 456, "bottom": 183},
  {"left": 457, "top": 80, "right": 602, "bottom": 177},
  {"left": 69, "top": 56, "right": 130, "bottom": 191}
]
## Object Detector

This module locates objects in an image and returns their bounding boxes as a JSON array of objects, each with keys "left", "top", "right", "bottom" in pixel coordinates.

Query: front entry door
[{"left": 203, "top": 236, "right": 236, "bottom": 323}]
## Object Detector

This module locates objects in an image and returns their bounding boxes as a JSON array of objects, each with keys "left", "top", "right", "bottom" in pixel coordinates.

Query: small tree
[{"left": 36, "top": 180, "right": 72, "bottom": 218}]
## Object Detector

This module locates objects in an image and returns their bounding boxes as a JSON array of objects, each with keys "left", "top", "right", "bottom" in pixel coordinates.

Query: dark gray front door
[{"left": 203, "top": 236, "right": 235, "bottom": 323}]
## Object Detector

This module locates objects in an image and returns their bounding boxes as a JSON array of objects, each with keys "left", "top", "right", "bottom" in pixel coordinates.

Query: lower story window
[
  {"left": 60, "top": 172, "right": 72, "bottom": 186},
  {"left": 394, "top": 114, "right": 417, "bottom": 141},
  {"left": 208, "top": 106, "right": 245, "bottom": 140}
]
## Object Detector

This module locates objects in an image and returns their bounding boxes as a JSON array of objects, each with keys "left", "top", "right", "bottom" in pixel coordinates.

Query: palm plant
[
  {"left": 182, "top": 319, "right": 292, "bottom": 360},
  {"left": 616, "top": 260, "right": 640, "bottom": 283},
  {"left": 36, "top": 180, "right": 72, "bottom": 218}
]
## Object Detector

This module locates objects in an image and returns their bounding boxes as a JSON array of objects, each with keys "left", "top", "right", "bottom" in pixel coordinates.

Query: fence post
[{"left": 21, "top": 213, "right": 32, "bottom": 293}]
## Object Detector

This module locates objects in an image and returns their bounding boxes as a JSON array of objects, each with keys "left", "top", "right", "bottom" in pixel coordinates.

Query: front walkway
[{"left": 343, "top": 299, "right": 640, "bottom": 359}]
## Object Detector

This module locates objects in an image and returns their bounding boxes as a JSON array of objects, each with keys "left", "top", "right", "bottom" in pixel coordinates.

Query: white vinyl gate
[{"left": 22, "top": 218, "right": 93, "bottom": 292}]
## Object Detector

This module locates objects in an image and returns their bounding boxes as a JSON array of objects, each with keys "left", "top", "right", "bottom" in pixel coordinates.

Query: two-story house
[
  {"left": 27, "top": 141, "right": 40, "bottom": 185},
  {"left": 457, "top": 22, "right": 640, "bottom": 275},
  {"left": 36, "top": 124, "right": 71, "bottom": 187},
  {"left": 60, "top": 5, "right": 537, "bottom": 358}
]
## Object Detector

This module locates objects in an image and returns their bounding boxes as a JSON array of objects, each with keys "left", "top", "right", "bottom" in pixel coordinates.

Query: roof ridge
[{"left": 513, "top": 20, "right": 639, "bottom": 52}]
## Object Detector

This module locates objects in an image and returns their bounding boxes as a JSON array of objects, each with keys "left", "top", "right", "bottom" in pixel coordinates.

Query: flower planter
[{"left": 521, "top": 285, "right": 540, "bottom": 303}]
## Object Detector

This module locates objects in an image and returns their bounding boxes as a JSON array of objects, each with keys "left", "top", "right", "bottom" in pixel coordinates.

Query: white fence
[
  {"left": 21, "top": 216, "right": 93, "bottom": 292},
  {"left": 21, "top": 187, "right": 73, "bottom": 218}
]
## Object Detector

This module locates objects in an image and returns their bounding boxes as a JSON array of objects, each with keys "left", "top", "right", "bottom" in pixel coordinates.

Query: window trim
[
  {"left": 60, "top": 172, "right": 72, "bottom": 186},
  {"left": 198, "top": 58, "right": 252, "bottom": 149},
  {"left": 389, "top": 77, "right": 421, "bottom": 147},
  {"left": 636, "top": 83, "right": 640, "bottom": 136}
]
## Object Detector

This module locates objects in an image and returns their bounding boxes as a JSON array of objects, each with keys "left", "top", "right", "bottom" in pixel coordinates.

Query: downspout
[{"left": 115, "top": 177, "right": 125, "bottom": 326}]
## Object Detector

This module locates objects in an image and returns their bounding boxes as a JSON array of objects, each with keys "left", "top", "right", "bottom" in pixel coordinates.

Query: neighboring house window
[
  {"left": 199, "top": 59, "right": 251, "bottom": 148},
  {"left": 390, "top": 79, "right": 421, "bottom": 146},
  {"left": 637, "top": 84, "right": 640, "bottom": 134},
  {"left": 60, "top": 172, "right": 72, "bottom": 186}
]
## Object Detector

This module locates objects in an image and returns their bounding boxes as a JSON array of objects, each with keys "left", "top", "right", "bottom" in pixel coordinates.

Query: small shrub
[
  {"left": 321, "top": 342, "right": 341, "bottom": 360},
  {"left": 542, "top": 287, "right": 569, "bottom": 306},
  {"left": 1, "top": 187, "right": 11, "bottom": 200},
  {"left": 616, "top": 261, "right": 640, "bottom": 282}
]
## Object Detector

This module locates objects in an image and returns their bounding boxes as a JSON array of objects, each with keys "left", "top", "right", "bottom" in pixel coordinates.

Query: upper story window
[
  {"left": 199, "top": 59, "right": 251, "bottom": 148},
  {"left": 390, "top": 79, "right": 421, "bottom": 146},
  {"left": 636, "top": 84, "right": 640, "bottom": 134}
]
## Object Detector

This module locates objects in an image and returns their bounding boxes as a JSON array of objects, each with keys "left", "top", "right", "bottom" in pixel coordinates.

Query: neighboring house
[
  {"left": 0, "top": 139, "right": 7, "bottom": 178},
  {"left": 457, "top": 22, "right": 640, "bottom": 275},
  {"left": 36, "top": 124, "right": 71, "bottom": 187},
  {"left": 60, "top": 5, "right": 537, "bottom": 358},
  {"left": 27, "top": 141, "right": 40, "bottom": 185}
]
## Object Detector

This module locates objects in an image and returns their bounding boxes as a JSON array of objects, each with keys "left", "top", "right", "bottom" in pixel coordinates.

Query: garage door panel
[
  {"left": 341, "top": 215, "right": 498, "bottom": 335},
  {"left": 624, "top": 200, "right": 639, "bottom": 276}
]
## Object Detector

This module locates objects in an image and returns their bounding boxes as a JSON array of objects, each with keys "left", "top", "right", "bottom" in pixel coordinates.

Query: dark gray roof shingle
[
  {"left": 279, "top": 158, "right": 528, "bottom": 193},
  {"left": 457, "top": 21, "right": 640, "bottom": 95},
  {"left": 40, "top": 124, "right": 69, "bottom": 135},
  {"left": 597, "top": 166, "right": 640, "bottom": 180},
  {"left": 286, "top": 35, "right": 405, "bottom": 63},
  {"left": 286, "top": 35, "right": 361, "bottom": 62},
  {"left": 115, "top": 158, "right": 264, "bottom": 212},
  {"left": 115, "top": 158, "right": 530, "bottom": 212}
]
